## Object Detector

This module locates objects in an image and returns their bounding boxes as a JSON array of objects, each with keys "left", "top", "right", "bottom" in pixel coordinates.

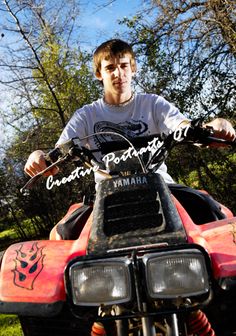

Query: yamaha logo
[{"left": 113, "top": 176, "right": 148, "bottom": 188}]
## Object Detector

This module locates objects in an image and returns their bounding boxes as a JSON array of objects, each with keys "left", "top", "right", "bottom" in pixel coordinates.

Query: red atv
[{"left": 0, "top": 121, "right": 235, "bottom": 336}]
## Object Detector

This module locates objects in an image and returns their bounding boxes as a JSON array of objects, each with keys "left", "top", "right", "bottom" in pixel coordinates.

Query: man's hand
[
  {"left": 24, "top": 150, "right": 59, "bottom": 177},
  {"left": 205, "top": 118, "right": 236, "bottom": 142}
]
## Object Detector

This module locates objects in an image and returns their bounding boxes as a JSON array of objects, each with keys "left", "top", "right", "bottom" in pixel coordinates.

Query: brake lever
[
  {"left": 20, "top": 155, "right": 69, "bottom": 194},
  {"left": 200, "top": 136, "right": 236, "bottom": 147}
]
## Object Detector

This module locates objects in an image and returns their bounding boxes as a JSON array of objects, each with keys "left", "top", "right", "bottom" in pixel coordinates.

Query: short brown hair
[{"left": 93, "top": 39, "right": 137, "bottom": 76}]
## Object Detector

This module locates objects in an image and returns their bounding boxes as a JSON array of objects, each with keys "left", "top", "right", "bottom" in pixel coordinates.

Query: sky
[
  {"left": 0, "top": 0, "right": 146, "bottom": 147},
  {"left": 78, "top": 0, "right": 145, "bottom": 49}
]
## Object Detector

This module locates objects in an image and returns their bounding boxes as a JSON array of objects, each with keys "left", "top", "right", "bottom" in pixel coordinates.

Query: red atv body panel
[
  {"left": 174, "top": 197, "right": 236, "bottom": 279},
  {"left": 0, "top": 211, "right": 93, "bottom": 306}
]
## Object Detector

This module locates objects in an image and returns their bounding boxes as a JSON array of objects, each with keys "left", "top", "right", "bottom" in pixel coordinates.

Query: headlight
[
  {"left": 69, "top": 258, "right": 132, "bottom": 306},
  {"left": 143, "top": 249, "right": 209, "bottom": 299}
]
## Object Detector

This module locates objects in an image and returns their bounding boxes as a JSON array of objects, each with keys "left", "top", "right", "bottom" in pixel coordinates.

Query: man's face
[{"left": 96, "top": 54, "right": 134, "bottom": 96}]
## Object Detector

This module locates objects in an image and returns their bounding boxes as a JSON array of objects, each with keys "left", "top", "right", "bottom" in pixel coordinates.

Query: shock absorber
[
  {"left": 187, "top": 310, "right": 216, "bottom": 336},
  {"left": 91, "top": 322, "right": 106, "bottom": 336}
]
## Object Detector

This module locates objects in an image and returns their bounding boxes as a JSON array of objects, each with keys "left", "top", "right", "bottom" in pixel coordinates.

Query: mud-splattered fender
[{"left": 0, "top": 214, "right": 92, "bottom": 316}]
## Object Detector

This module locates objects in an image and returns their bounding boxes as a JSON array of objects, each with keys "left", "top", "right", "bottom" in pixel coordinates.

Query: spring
[
  {"left": 91, "top": 322, "right": 107, "bottom": 336},
  {"left": 187, "top": 310, "right": 216, "bottom": 336}
]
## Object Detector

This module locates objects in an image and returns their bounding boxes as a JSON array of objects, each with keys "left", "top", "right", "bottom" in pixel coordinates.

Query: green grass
[
  {"left": 0, "top": 314, "right": 23, "bottom": 336},
  {"left": 0, "top": 228, "right": 18, "bottom": 240},
  {"left": 0, "top": 227, "right": 20, "bottom": 251}
]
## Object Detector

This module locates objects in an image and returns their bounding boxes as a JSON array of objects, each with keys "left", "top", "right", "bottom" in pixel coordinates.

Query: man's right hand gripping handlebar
[{"left": 24, "top": 149, "right": 59, "bottom": 177}]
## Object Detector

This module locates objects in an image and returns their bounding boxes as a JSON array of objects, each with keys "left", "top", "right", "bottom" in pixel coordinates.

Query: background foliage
[{"left": 0, "top": 0, "right": 235, "bottom": 246}]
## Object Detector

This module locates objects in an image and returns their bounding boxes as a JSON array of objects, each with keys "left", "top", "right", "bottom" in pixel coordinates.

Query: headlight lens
[
  {"left": 69, "top": 258, "right": 132, "bottom": 306},
  {"left": 144, "top": 249, "right": 209, "bottom": 298}
]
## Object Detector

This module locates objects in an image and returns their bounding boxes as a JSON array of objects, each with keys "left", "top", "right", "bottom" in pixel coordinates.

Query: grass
[
  {"left": 0, "top": 314, "right": 23, "bottom": 336},
  {"left": 0, "top": 218, "right": 48, "bottom": 251},
  {"left": 0, "top": 228, "right": 17, "bottom": 240},
  {"left": 0, "top": 227, "right": 20, "bottom": 251}
]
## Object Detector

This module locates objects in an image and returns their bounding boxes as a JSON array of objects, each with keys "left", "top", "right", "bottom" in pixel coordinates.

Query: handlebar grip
[
  {"left": 43, "top": 139, "right": 84, "bottom": 165},
  {"left": 44, "top": 147, "right": 62, "bottom": 164}
]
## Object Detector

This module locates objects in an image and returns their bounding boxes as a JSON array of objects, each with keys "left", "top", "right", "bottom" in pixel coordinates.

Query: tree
[
  {"left": 31, "top": 41, "right": 101, "bottom": 148},
  {"left": 0, "top": 0, "right": 100, "bottom": 241},
  {"left": 121, "top": 0, "right": 236, "bottom": 209},
  {"left": 0, "top": 0, "right": 89, "bottom": 137},
  {"left": 122, "top": 0, "right": 236, "bottom": 119}
]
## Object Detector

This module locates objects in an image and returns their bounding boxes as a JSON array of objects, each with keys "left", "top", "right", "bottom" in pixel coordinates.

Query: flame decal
[{"left": 12, "top": 242, "right": 45, "bottom": 290}]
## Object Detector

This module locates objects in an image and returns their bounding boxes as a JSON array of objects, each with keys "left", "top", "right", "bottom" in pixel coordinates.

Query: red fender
[
  {"left": 0, "top": 212, "right": 93, "bottom": 304},
  {"left": 174, "top": 196, "right": 236, "bottom": 279}
]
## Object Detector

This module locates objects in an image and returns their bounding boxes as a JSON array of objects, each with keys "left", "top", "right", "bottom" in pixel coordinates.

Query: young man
[{"left": 25, "top": 39, "right": 235, "bottom": 224}]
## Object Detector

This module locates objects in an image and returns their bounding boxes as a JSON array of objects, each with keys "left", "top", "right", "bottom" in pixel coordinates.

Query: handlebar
[{"left": 21, "top": 121, "right": 235, "bottom": 193}]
